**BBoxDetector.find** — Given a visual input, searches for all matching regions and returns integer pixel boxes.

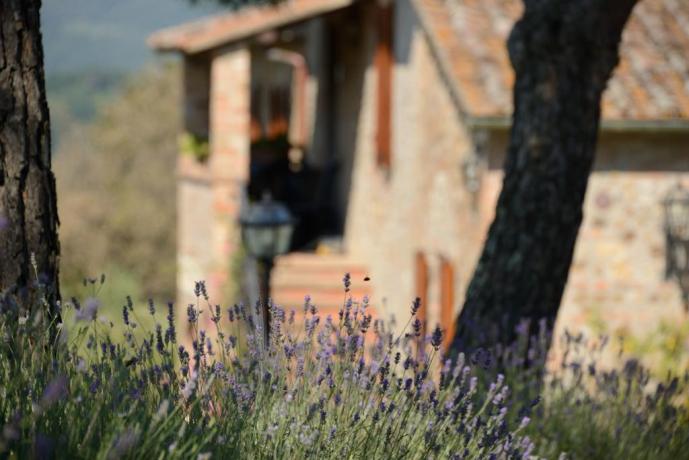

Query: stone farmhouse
[150,0,689,345]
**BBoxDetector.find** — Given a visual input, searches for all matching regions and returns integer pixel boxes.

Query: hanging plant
[178,132,210,162]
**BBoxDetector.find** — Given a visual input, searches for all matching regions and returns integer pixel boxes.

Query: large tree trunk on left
[0,0,60,319]
[450,0,637,355]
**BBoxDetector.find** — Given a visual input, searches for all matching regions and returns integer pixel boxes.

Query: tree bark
[0,0,60,319]
[451,0,637,353]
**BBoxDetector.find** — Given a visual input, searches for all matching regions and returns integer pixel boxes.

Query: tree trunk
[0,0,60,319]
[450,0,637,353]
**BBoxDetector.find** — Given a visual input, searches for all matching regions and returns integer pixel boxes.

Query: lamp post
[239,194,295,343]
[663,184,689,312]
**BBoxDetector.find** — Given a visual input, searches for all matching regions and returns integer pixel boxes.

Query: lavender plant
[0,277,534,459]
[478,320,689,459]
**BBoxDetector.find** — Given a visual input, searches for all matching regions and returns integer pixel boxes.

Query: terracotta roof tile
[414,0,689,122]
[148,0,352,54]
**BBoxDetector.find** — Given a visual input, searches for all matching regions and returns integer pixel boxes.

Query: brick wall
[177,45,250,318]
[207,45,251,303]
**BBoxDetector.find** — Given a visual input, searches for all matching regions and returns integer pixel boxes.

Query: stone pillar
[177,56,213,312]
[207,44,251,304]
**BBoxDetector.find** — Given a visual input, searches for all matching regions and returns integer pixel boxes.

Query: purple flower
[122,305,130,326]
[148,299,156,315]
[155,324,165,354]
[111,428,139,456]
[431,325,443,350]
[404,378,413,392]
[89,378,100,394]
[40,375,68,408]
[75,298,99,322]
[33,433,55,458]
[413,319,422,337]
[194,281,209,301]
[342,273,351,292]
[411,297,421,316]
[165,303,176,344]
[212,304,221,323]
[515,319,530,337]
[187,304,198,324]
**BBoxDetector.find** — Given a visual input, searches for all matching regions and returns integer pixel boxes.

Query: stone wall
[480,130,689,341]
[173,0,689,348]
[344,0,689,340]
[344,0,483,330]
[560,132,689,339]
[207,45,251,304]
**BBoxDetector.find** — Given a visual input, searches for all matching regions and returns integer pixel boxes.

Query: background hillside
[41,1,224,300]
[43,0,219,74]
[43,0,220,142]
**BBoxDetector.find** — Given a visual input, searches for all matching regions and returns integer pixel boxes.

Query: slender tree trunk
[451,0,637,353]
[0,0,60,319]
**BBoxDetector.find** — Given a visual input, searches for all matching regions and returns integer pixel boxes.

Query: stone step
[271,288,370,310]
[271,271,372,290]
[269,252,375,318]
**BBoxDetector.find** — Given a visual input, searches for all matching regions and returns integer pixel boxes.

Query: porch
[165,1,369,312]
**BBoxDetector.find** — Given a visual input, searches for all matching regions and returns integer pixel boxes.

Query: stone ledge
[177,154,212,183]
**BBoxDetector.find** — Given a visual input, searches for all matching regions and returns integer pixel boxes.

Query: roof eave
[467,116,689,133]
[147,0,354,55]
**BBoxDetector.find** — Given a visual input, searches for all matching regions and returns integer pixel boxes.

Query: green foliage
[0,283,535,459]
[55,64,179,302]
[2,278,688,458]
[178,132,210,162]
[620,320,689,377]
[498,327,689,459]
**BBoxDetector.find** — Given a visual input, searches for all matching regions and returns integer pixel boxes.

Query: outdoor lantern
[240,193,295,262]
[239,193,295,343]
[662,183,689,311]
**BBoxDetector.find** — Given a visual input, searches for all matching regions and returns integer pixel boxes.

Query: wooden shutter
[415,251,429,337]
[440,257,455,351]
[375,3,393,168]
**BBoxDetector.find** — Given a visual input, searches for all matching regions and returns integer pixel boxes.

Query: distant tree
[0,0,60,318]
[450,0,639,353]
[56,66,179,301]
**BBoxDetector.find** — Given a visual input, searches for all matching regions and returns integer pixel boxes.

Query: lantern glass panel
[275,223,294,254]
[243,226,276,260]
[239,195,295,260]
